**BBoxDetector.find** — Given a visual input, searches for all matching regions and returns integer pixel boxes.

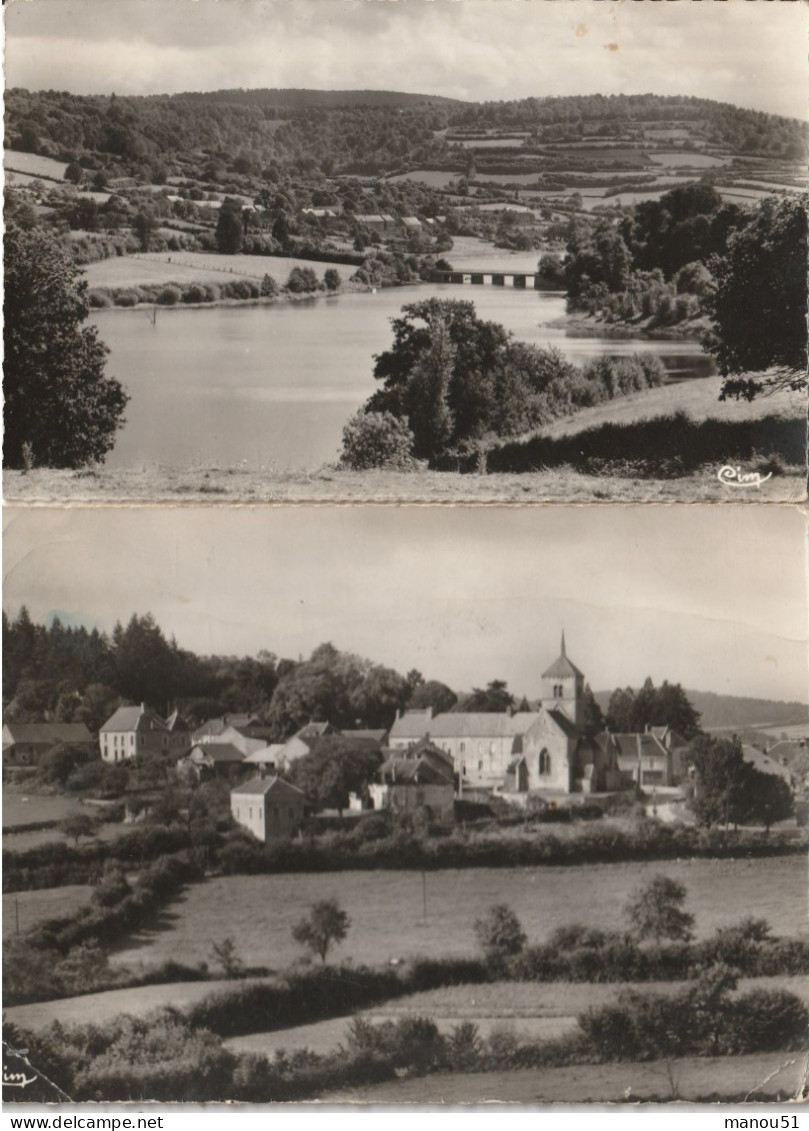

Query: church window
[539,749,551,775]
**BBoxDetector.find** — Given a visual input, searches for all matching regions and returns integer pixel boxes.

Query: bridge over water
[435,269,551,290]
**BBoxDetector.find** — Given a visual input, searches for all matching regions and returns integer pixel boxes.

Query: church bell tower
[540,632,585,728]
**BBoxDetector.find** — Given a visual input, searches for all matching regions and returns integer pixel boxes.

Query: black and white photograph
[2,504,808,1106]
[3,0,807,503]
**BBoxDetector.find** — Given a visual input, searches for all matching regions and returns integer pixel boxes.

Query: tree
[625,875,694,945]
[405,313,455,460]
[407,679,458,714]
[462,680,514,713]
[133,209,158,252]
[209,937,245,978]
[215,199,244,255]
[606,678,701,739]
[740,769,793,832]
[339,410,416,470]
[285,266,319,294]
[292,898,350,963]
[706,195,808,399]
[59,812,98,847]
[689,734,752,828]
[582,683,605,737]
[473,904,527,962]
[323,268,342,291]
[4,225,129,468]
[286,736,381,813]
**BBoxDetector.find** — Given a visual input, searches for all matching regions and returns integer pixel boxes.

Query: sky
[5,0,808,120]
[4,504,807,704]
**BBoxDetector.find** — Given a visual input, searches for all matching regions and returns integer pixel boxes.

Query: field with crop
[107,855,807,974]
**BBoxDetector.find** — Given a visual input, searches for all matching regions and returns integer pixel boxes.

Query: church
[389,635,625,796]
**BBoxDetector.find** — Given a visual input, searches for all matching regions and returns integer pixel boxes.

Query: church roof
[542,632,584,680]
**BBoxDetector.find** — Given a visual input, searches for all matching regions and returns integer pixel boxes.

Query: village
[4,635,806,845]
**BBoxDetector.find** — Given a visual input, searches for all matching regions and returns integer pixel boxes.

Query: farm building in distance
[99,704,191,763]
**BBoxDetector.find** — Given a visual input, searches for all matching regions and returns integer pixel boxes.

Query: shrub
[474,904,527,965]
[156,285,182,305]
[285,266,320,293]
[323,268,342,291]
[340,410,417,470]
[113,290,139,307]
[625,875,695,944]
[88,289,113,308]
[181,283,210,304]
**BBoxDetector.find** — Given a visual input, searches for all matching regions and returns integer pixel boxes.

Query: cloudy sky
[5,0,808,119]
[4,505,807,703]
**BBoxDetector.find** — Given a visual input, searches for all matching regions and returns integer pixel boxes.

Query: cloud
[5,0,807,118]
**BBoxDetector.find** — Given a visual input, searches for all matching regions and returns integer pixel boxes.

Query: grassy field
[225,974,809,1061]
[2,884,95,940]
[324,1051,808,1103]
[2,790,80,828]
[4,150,68,180]
[106,855,807,974]
[7,374,804,504]
[83,251,349,291]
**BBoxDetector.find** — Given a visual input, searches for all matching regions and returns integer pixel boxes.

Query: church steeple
[541,633,585,727]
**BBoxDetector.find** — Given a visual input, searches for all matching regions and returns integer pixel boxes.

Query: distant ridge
[169,87,463,109]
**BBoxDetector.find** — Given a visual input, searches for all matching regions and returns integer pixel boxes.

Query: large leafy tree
[4,225,129,468]
[286,736,382,812]
[688,734,752,828]
[625,875,694,945]
[706,194,808,399]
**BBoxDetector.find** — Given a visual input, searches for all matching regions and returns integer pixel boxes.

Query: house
[369,739,455,821]
[2,722,94,767]
[400,216,422,231]
[594,731,676,789]
[178,742,247,784]
[99,704,191,763]
[230,776,307,841]
[389,636,622,795]
[192,714,273,745]
[271,721,339,769]
[244,743,286,772]
[741,745,794,787]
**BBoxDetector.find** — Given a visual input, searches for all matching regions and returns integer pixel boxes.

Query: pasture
[3,884,94,940]
[2,789,81,828]
[4,149,67,180]
[108,855,807,974]
[325,1051,807,1103]
[224,974,809,1061]
[82,251,345,291]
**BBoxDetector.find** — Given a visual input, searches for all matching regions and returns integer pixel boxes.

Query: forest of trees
[4,608,710,747]
[8,89,805,184]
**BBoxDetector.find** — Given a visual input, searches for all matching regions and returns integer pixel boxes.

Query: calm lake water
[94,286,714,471]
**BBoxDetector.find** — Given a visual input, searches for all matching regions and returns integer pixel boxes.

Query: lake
[94,286,713,472]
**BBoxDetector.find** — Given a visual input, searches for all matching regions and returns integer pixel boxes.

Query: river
[93,286,714,471]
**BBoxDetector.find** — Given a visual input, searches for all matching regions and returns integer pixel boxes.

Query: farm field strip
[106,855,809,973]
[83,251,346,290]
[2,884,94,939]
[323,1051,808,1104]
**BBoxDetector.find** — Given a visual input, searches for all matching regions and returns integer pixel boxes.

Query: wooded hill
[6,88,807,182]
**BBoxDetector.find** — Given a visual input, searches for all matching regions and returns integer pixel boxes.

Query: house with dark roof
[178,742,247,784]
[2,722,94,767]
[230,776,307,841]
[594,731,675,789]
[99,704,191,763]
[389,636,622,796]
[370,739,455,821]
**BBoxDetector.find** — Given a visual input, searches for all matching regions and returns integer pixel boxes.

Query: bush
[340,410,417,470]
[285,266,320,294]
[323,268,342,291]
[156,285,182,305]
[113,290,139,307]
[474,904,527,965]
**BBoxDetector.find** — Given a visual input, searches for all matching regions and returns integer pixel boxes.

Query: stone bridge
[435,270,546,289]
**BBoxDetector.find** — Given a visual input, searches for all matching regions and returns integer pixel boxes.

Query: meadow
[107,855,807,974]
[82,250,344,291]
[324,1051,807,1103]
[4,149,68,180]
[2,884,94,940]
